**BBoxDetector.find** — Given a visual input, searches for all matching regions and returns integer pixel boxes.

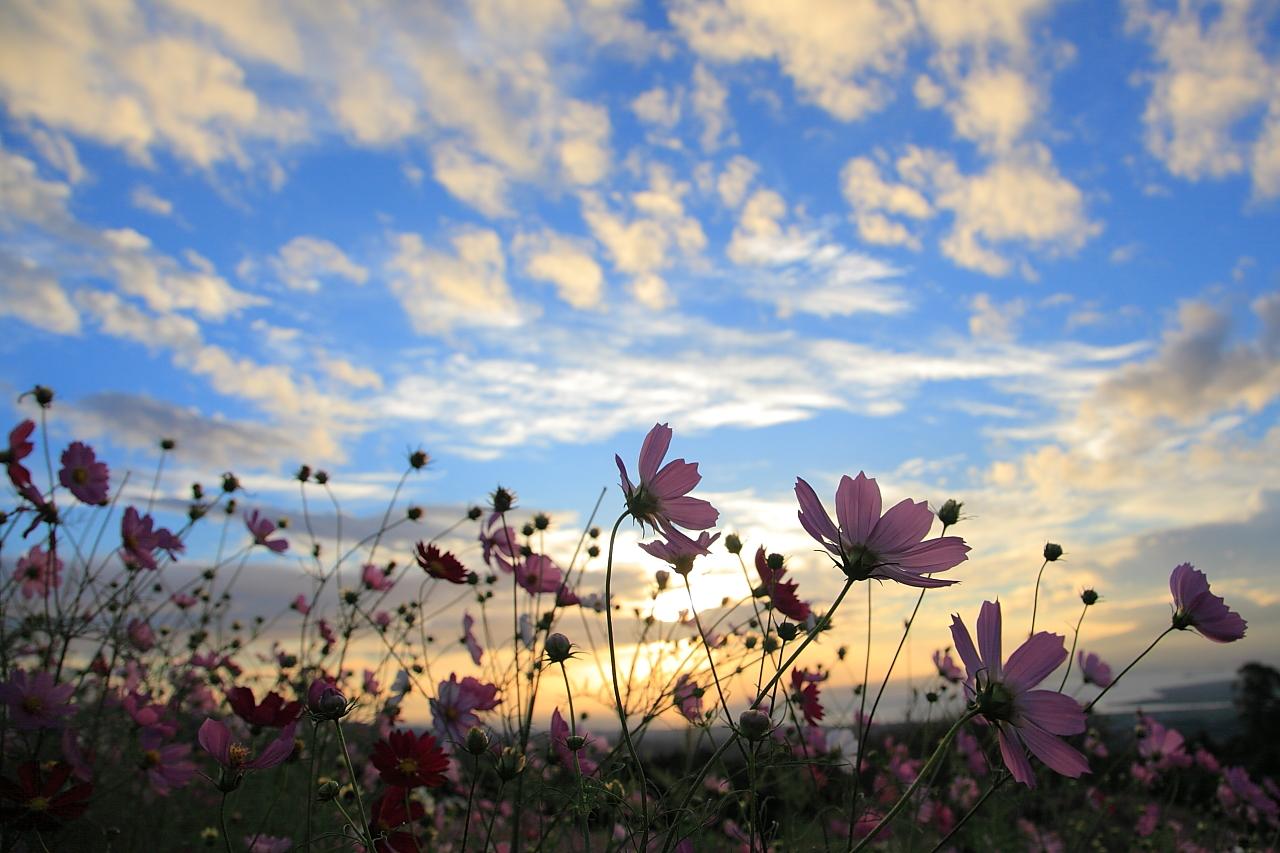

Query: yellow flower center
[229,743,251,766]
[73,467,88,484]
[397,757,419,774]
[21,696,44,714]
[142,749,162,768]
[27,796,50,812]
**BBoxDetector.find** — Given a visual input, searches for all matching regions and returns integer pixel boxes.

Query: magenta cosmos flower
[2,420,35,490]
[1077,651,1112,687]
[245,509,288,553]
[120,507,182,570]
[673,674,703,723]
[139,728,196,796]
[0,669,76,730]
[639,529,719,576]
[1169,563,1246,642]
[754,547,811,622]
[616,423,718,537]
[430,674,500,745]
[197,718,298,780]
[795,473,968,587]
[13,544,61,599]
[58,442,109,504]
[950,600,1089,787]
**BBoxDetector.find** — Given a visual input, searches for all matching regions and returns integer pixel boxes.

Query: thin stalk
[929,773,1009,852]
[332,719,376,847]
[1029,559,1049,637]
[460,754,481,853]
[1083,627,1175,713]
[1058,603,1090,692]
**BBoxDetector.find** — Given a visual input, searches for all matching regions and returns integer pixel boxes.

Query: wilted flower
[120,507,181,570]
[2,420,35,490]
[790,668,826,726]
[58,442,109,504]
[795,473,968,588]
[950,600,1089,787]
[616,423,719,537]
[1169,563,1246,642]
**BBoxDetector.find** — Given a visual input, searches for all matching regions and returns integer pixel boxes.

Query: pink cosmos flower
[1137,716,1191,771]
[139,728,196,796]
[1077,651,1112,687]
[123,691,176,736]
[462,613,483,665]
[363,669,380,695]
[954,729,989,777]
[950,600,1089,787]
[550,707,597,776]
[58,442,109,504]
[673,674,703,723]
[119,507,181,570]
[790,668,826,725]
[616,423,719,537]
[415,542,472,584]
[171,592,197,609]
[2,420,35,490]
[1169,563,1246,642]
[197,718,298,774]
[13,545,62,599]
[317,619,336,646]
[373,610,392,629]
[514,554,563,595]
[1136,804,1160,837]
[430,674,500,745]
[640,529,719,577]
[361,563,394,592]
[290,594,311,615]
[478,517,519,573]
[0,669,75,730]
[127,619,156,652]
[245,510,288,553]
[795,473,969,587]
[933,649,964,683]
[753,547,811,622]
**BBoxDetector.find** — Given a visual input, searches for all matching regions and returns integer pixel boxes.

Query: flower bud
[544,633,573,663]
[723,533,743,555]
[490,486,516,514]
[766,553,785,572]
[587,545,600,559]
[314,471,329,485]
[566,735,585,751]
[776,622,798,641]
[221,472,240,493]
[521,523,535,537]
[655,569,670,591]
[296,465,311,482]
[468,506,483,520]
[1080,588,1099,606]
[160,437,177,451]
[533,512,551,531]
[409,449,431,470]
[497,747,526,780]
[1044,542,1064,562]
[306,680,349,720]
[937,499,963,527]
[32,385,54,407]
[738,709,772,741]
[407,506,423,521]
[316,780,341,802]
[465,726,491,756]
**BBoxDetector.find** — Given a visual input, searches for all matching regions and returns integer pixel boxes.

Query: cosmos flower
[1169,563,1246,642]
[616,423,718,537]
[0,761,92,831]
[478,516,519,573]
[514,553,563,595]
[2,420,35,490]
[754,547,811,622]
[290,594,311,615]
[1077,651,1113,687]
[550,707,597,776]
[462,613,483,665]
[933,649,964,683]
[196,718,298,774]
[227,687,302,729]
[127,619,156,652]
[372,729,450,788]
[305,679,349,720]
[244,836,292,853]
[1136,716,1191,771]
[640,529,719,576]
[430,674,500,745]
[415,542,472,584]
[795,473,968,588]
[139,728,196,796]
[0,669,76,730]
[950,600,1089,787]
[361,563,394,592]
[368,787,426,853]
[13,544,62,599]
[58,441,109,504]
[790,668,826,726]
[245,510,288,553]
[673,674,703,723]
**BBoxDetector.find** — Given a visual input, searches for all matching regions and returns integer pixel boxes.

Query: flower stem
[1083,626,1175,713]
[460,753,481,853]
[303,720,319,849]
[332,719,376,847]
[603,511,650,851]
[851,709,978,851]
[929,772,1009,852]
[1029,559,1049,637]
[1058,603,1089,692]
[219,792,234,853]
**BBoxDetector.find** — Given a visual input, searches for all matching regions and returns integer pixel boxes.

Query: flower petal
[867,499,934,555]
[794,478,839,545]
[887,537,970,573]
[997,725,1036,788]
[638,423,672,483]
[1019,722,1090,779]
[873,565,958,588]
[649,459,701,500]
[977,600,1003,682]
[197,718,231,766]
[949,614,982,682]
[1002,631,1067,692]
[835,472,881,544]
[1016,690,1085,736]
[660,496,719,531]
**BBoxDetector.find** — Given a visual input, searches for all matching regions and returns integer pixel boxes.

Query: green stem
[219,792,234,853]
[460,754,481,853]
[332,719,376,847]
[851,710,978,851]
[303,720,319,848]
[1029,559,1049,637]
[1083,626,1175,713]
[1057,603,1089,692]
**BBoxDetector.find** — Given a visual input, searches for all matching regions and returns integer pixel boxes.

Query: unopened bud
[497,747,526,780]
[490,486,516,514]
[738,710,772,741]
[938,499,962,527]
[316,780,340,802]
[407,506,423,521]
[296,465,311,482]
[409,449,430,470]
[314,471,329,485]
[723,533,743,554]
[776,622,798,641]
[655,569,670,591]
[1081,588,1099,606]
[533,513,551,531]
[566,735,585,751]
[468,506,483,520]
[545,633,572,663]
[160,437,176,451]
[1044,543,1063,562]
[465,726,491,756]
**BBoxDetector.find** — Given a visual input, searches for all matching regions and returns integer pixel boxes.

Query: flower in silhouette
[227,687,302,728]
[950,600,1088,787]
[371,729,450,788]
[369,787,426,853]
[245,510,288,553]
[1077,651,1112,687]
[795,473,968,587]
[616,423,718,537]
[673,674,703,723]
[790,668,827,726]
[640,529,719,576]
[933,649,964,683]
[2,420,35,490]
[754,547,811,622]
[415,542,472,584]
[550,707,598,776]
[431,675,500,745]
[1169,563,1246,642]
[58,442,109,504]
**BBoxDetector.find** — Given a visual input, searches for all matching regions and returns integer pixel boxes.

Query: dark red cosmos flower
[0,761,93,831]
[755,547,811,622]
[414,543,471,584]
[1,420,35,490]
[371,729,449,789]
[227,687,302,729]
[790,668,825,726]
[369,787,426,853]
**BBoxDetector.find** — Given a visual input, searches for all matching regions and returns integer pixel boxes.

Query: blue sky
[2,0,1278,715]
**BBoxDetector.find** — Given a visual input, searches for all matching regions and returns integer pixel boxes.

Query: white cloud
[631,86,681,129]
[321,357,382,391]
[386,229,526,335]
[267,236,368,293]
[0,251,80,334]
[515,230,605,309]
[431,143,512,218]
[691,64,735,151]
[969,293,1026,342]
[26,128,87,184]
[131,185,174,216]
[840,156,933,249]
[716,154,759,208]
[948,66,1039,152]
[108,235,264,319]
[557,99,612,185]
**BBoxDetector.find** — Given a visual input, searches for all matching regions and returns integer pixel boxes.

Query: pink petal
[1019,722,1090,779]
[949,614,982,681]
[649,459,701,500]
[977,601,1003,681]
[867,499,934,555]
[197,719,231,766]
[637,423,672,483]
[1016,690,1085,736]
[794,478,839,545]
[997,725,1036,788]
[248,720,299,769]
[873,565,958,588]
[661,496,719,531]
[1002,632,1067,692]
[887,537,970,572]
[615,455,634,494]
[1169,562,1206,607]
[835,472,881,544]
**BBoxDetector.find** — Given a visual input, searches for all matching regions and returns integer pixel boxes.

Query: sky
[2,0,1279,724]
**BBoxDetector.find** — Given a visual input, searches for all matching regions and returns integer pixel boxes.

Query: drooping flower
[515,553,564,594]
[1169,563,1246,642]
[197,718,298,779]
[430,675,500,745]
[227,687,302,729]
[0,669,76,730]
[478,517,519,573]
[120,507,161,570]
[361,563,394,592]
[0,761,92,830]
[640,529,719,576]
[795,473,969,587]
[462,613,483,665]
[1,420,35,490]
[550,707,597,776]
[1077,651,1113,687]
[933,649,964,683]
[753,547,811,622]
[245,510,288,553]
[415,542,472,584]
[790,668,826,726]
[371,729,450,788]
[950,600,1089,787]
[139,728,196,796]
[673,674,703,723]
[13,544,62,599]
[58,442,109,504]
[616,423,719,537]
